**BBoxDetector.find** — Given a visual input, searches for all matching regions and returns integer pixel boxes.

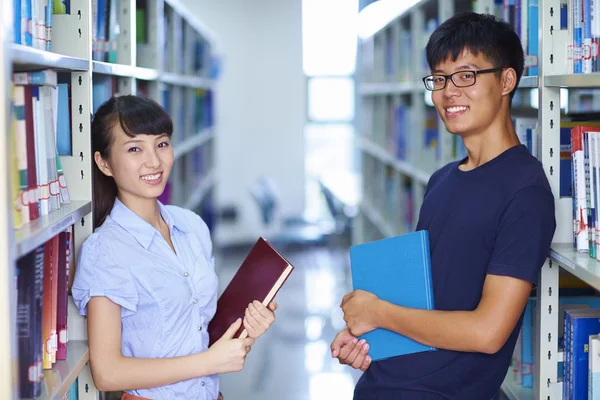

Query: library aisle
[215,240,363,400]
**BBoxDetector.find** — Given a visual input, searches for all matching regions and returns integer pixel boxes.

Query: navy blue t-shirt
[354,144,556,400]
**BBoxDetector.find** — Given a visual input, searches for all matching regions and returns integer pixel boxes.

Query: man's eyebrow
[432,64,480,74]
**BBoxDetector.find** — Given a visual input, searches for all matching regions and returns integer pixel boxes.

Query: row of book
[361,15,440,84]
[360,97,462,175]
[159,139,213,206]
[560,120,600,259]
[12,0,69,51]
[90,74,215,146]
[363,0,600,87]
[362,154,416,234]
[161,86,214,145]
[161,2,213,77]
[560,0,600,75]
[361,0,540,85]
[17,228,74,398]
[92,0,120,63]
[509,294,600,399]
[11,0,216,80]
[9,70,72,230]
[497,0,540,76]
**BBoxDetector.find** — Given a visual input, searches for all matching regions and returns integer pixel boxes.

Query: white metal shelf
[14,201,91,259]
[359,82,424,95]
[549,243,600,291]
[23,341,90,400]
[183,170,216,210]
[174,129,213,160]
[10,44,88,71]
[160,72,212,89]
[360,137,432,185]
[92,61,159,81]
[545,73,600,88]
[518,76,538,88]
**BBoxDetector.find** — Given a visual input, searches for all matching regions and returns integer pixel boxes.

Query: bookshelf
[354,0,600,399]
[1,0,218,398]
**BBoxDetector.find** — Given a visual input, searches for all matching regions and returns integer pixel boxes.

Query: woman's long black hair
[92,95,173,228]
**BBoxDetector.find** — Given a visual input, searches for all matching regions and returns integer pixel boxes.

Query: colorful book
[349,230,436,362]
[207,237,294,346]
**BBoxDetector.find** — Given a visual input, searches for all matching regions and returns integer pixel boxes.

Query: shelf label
[52,214,75,235]
[550,251,575,270]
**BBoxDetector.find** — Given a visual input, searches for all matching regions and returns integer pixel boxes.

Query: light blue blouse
[72,198,220,400]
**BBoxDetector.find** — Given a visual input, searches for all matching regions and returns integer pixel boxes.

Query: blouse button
[200,380,206,386]
[183,272,189,277]
[193,298,198,304]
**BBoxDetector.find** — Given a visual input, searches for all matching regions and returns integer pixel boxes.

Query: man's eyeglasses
[422,67,505,91]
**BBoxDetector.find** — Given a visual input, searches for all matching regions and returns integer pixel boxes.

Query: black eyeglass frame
[422,67,505,91]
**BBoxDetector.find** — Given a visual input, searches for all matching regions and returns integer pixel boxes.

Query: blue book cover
[349,230,436,362]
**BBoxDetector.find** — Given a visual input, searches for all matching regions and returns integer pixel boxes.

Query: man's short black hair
[425,12,525,100]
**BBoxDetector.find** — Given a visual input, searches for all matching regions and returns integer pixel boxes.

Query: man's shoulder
[501,148,551,194]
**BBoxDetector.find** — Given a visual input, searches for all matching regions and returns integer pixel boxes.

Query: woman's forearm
[91,350,217,392]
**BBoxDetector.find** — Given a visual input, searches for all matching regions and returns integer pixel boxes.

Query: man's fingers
[337,339,357,361]
[331,331,354,357]
[345,340,365,365]
[340,292,352,307]
[351,342,370,369]
[360,355,372,371]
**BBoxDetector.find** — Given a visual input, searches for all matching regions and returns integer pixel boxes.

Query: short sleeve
[71,235,139,318]
[487,185,556,284]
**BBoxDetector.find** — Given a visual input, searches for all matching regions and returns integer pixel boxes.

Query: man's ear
[94,151,113,177]
[501,68,518,96]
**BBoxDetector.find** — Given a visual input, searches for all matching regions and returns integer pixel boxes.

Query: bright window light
[357,0,420,39]
[302,0,359,76]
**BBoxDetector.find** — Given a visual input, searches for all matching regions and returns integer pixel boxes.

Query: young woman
[72,95,277,400]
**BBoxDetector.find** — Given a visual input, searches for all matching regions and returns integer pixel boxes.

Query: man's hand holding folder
[340,289,380,336]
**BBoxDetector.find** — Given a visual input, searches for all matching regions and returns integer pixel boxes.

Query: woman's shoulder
[79,222,131,263]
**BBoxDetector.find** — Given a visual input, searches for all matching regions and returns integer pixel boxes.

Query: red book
[208,237,294,346]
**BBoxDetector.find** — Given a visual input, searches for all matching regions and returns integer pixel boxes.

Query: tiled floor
[214,239,363,400]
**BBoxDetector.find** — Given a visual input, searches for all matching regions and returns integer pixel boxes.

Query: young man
[330,12,556,400]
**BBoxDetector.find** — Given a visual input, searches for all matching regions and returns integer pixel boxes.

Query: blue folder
[349,230,436,361]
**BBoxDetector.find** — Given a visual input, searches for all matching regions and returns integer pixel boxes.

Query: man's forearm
[375,300,500,354]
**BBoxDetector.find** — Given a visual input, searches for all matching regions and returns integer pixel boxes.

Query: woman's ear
[94,151,113,177]
[501,68,517,96]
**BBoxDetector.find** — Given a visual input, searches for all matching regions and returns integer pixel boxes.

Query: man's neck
[459,116,521,172]
[117,192,163,230]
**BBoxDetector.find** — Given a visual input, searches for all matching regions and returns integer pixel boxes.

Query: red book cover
[56,232,68,360]
[208,237,294,346]
[23,85,39,220]
[42,240,53,369]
